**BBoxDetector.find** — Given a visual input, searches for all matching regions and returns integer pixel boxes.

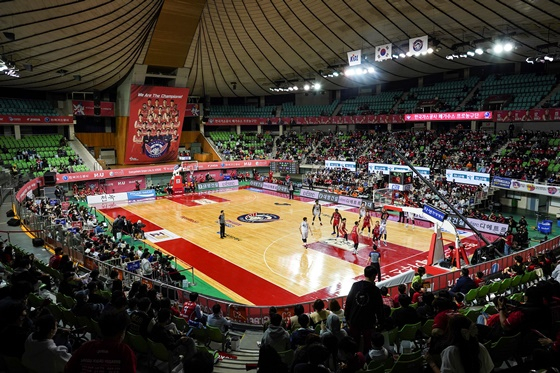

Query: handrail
[13,168,560,327]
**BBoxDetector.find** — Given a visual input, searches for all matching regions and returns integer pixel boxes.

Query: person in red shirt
[372,221,381,246]
[330,209,342,237]
[339,218,348,241]
[350,221,359,255]
[361,212,372,237]
[48,247,63,270]
[65,311,136,373]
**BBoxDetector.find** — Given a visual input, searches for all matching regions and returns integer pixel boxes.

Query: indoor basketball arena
[1,1,560,372]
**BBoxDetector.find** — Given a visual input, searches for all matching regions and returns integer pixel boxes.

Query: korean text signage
[125,85,189,165]
[492,177,560,197]
[16,177,43,203]
[56,161,272,184]
[404,111,492,122]
[0,115,73,125]
[422,204,447,222]
[324,160,356,171]
[86,189,156,204]
[72,100,115,116]
[298,188,375,210]
[445,169,490,186]
[368,163,430,177]
[446,214,508,235]
[197,179,239,190]
[491,176,512,189]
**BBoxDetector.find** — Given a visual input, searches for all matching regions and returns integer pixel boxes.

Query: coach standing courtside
[219,210,226,239]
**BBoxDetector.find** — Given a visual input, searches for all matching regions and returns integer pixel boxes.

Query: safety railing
[14,187,560,327]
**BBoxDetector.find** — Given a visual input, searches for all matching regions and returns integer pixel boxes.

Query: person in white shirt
[300,217,309,248]
[22,314,71,373]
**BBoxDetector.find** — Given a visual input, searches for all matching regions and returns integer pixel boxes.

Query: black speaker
[44,172,57,186]
[7,218,20,226]
[6,210,15,217]
[94,107,101,116]
[32,238,44,247]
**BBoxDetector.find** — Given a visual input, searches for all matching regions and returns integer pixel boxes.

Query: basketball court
[96,187,496,306]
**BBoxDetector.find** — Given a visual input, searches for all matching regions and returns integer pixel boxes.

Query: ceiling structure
[0,0,559,97]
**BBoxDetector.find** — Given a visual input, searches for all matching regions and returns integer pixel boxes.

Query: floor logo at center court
[237,212,280,223]
[194,198,217,205]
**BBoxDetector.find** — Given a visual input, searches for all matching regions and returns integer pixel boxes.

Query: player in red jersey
[339,218,348,241]
[361,211,372,237]
[330,209,342,237]
[351,221,360,254]
[372,221,381,246]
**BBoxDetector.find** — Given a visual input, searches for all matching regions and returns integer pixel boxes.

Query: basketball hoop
[181,160,199,173]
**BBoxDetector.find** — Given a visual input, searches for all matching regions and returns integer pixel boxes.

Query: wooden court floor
[98,188,483,305]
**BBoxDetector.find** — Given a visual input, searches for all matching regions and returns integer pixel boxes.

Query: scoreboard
[270,161,299,174]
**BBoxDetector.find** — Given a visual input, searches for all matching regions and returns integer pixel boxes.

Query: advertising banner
[495,109,560,122]
[467,218,509,235]
[404,111,492,122]
[124,85,189,165]
[501,179,560,197]
[72,100,115,116]
[368,163,430,177]
[325,160,356,171]
[86,189,156,204]
[0,115,73,125]
[127,190,156,201]
[16,177,43,203]
[491,176,513,189]
[445,169,490,186]
[197,179,239,190]
[422,204,447,222]
[185,103,200,117]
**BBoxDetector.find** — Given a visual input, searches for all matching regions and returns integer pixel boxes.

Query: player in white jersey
[312,200,322,225]
[358,202,367,222]
[405,210,415,229]
[379,218,388,246]
[300,217,309,248]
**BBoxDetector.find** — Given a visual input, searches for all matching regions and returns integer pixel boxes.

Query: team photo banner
[368,163,430,177]
[445,169,490,186]
[494,109,560,122]
[124,85,189,165]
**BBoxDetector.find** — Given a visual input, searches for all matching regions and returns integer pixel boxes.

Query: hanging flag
[375,44,392,61]
[409,35,428,55]
[347,50,362,66]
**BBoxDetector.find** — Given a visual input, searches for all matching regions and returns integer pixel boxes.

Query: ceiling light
[427,48,434,54]
[475,48,483,55]
[503,42,513,52]
[467,50,475,57]
[367,67,374,73]
[544,55,555,62]
[303,84,310,91]
[406,51,412,57]
[332,72,339,77]
[293,85,298,90]
[446,55,454,60]
[493,44,504,53]
[313,83,321,91]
